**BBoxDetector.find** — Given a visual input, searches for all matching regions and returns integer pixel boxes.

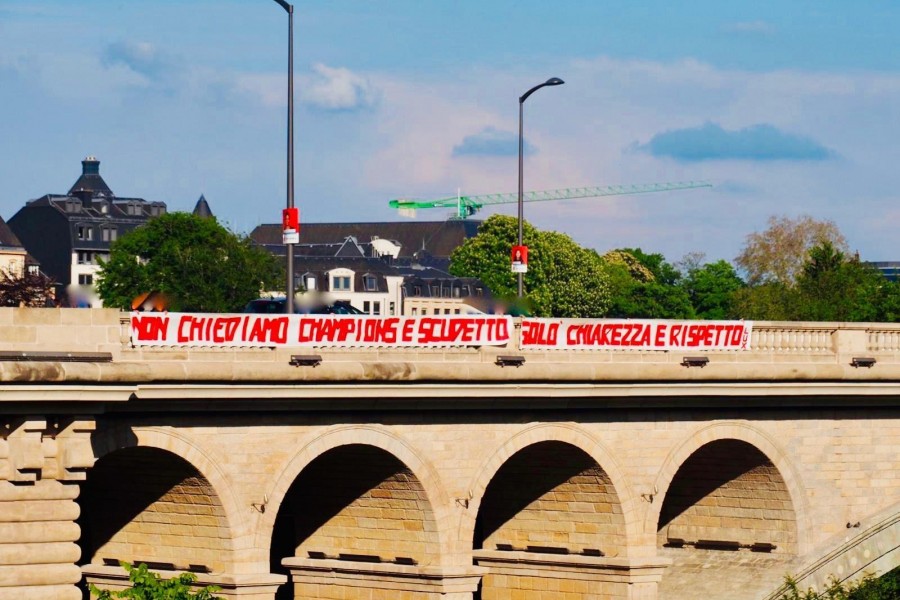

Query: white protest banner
[520,318,752,350]
[130,312,512,348]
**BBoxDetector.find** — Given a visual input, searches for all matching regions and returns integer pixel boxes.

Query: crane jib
[388,181,711,219]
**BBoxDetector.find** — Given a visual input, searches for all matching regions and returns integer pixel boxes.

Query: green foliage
[734,242,899,322]
[449,215,610,317]
[619,247,682,285]
[776,566,900,600]
[90,562,222,600]
[96,212,282,313]
[601,250,694,319]
[681,259,745,320]
[794,242,886,322]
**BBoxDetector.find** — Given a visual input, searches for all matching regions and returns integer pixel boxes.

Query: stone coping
[282,556,485,579]
[282,557,485,593]
[81,563,286,589]
[473,550,671,584]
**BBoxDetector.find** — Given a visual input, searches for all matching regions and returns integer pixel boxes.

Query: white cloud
[300,63,379,111]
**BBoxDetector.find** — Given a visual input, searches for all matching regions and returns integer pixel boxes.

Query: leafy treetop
[97,212,282,313]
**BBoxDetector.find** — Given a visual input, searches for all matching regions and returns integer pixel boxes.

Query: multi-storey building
[8,157,166,306]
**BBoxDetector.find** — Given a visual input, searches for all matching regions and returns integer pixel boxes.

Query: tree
[449,215,611,317]
[91,562,222,600]
[0,269,55,307]
[681,260,745,320]
[794,242,886,322]
[619,247,682,285]
[601,249,695,319]
[735,214,848,286]
[97,213,282,313]
[775,566,900,600]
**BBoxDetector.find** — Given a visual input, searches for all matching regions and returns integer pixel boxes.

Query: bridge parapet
[0,309,898,387]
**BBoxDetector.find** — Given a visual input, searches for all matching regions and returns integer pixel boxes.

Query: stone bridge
[0,308,898,600]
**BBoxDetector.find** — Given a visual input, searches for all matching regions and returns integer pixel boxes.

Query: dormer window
[332,275,351,291]
[302,273,317,291]
[363,274,378,291]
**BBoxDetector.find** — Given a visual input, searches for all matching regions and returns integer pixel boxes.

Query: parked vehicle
[243,298,365,315]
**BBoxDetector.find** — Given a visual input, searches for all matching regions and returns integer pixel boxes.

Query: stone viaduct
[0,308,898,600]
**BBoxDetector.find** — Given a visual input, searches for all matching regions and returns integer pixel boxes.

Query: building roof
[251,220,482,259]
[0,216,24,249]
[192,194,213,218]
[68,156,114,197]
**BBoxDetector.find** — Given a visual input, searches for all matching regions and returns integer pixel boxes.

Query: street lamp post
[272,0,296,314]
[517,77,564,298]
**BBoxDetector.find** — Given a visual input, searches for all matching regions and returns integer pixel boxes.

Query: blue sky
[2,0,899,263]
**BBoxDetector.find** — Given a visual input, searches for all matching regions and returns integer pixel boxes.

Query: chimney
[82,156,100,176]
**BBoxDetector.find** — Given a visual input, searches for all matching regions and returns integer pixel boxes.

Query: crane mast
[389,180,712,219]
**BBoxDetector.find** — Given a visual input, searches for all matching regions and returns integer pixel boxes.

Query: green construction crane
[389,180,712,219]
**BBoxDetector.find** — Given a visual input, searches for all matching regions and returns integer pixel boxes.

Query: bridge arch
[258,425,454,568]
[81,426,248,572]
[462,423,640,556]
[646,421,810,553]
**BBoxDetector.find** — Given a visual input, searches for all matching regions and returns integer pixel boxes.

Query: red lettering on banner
[654,324,666,346]
[248,316,288,344]
[401,319,415,343]
[132,315,169,342]
[417,317,505,344]
[361,318,398,344]
[521,321,558,346]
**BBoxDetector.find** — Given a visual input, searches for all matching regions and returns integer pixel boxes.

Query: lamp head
[520,77,566,103]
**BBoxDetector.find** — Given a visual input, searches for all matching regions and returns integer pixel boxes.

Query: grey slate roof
[192,195,213,219]
[0,217,24,249]
[250,220,482,259]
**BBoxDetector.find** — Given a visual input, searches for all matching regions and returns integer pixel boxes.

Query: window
[454,309,461,314]
[430,285,438,296]
[413,286,422,296]
[332,275,351,291]
[76,225,93,241]
[389,302,395,316]
[444,308,451,315]
[363,301,371,313]
[78,274,93,285]
[27,265,39,276]
[453,286,461,298]
[363,274,378,291]
[373,302,381,316]
[303,274,316,291]
[411,307,418,316]
[77,251,92,265]
[102,227,117,242]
